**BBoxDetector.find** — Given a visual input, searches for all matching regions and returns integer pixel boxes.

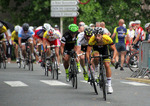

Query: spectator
[100,22,111,36]
[111,19,130,71]
[96,22,101,27]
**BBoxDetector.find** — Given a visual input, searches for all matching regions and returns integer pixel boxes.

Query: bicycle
[45,45,59,80]
[67,49,79,89]
[90,54,111,101]
[17,45,24,68]
[24,41,34,71]
[127,45,139,72]
[88,63,98,95]
[0,41,6,69]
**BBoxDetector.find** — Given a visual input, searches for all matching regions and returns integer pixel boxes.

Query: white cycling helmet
[135,20,141,24]
[43,23,51,31]
[29,26,34,31]
[14,25,20,32]
[47,27,55,35]
[129,21,134,26]
[145,23,150,29]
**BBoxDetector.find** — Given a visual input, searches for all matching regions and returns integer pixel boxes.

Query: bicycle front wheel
[53,58,58,80]
[99,72,107,101]
[88,65,98,94]
[127,52,139,72]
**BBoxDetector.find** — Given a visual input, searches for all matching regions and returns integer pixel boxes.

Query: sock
[107,77,112,86]
[65,69,69,74]
[77,62,80,69]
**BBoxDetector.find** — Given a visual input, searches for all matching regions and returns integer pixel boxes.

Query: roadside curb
[126,77,150,84]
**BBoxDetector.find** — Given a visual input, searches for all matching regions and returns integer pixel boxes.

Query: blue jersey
[114,26,128,43]
[18,28,34,39]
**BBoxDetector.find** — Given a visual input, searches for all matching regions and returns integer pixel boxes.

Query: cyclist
[18,23,35,60]
[11,25,21,62]
[144,22,150,42]
[86,27,117,94]
[0,22,9,59]
[33,23,51,62]
[60,24,79,82]
[76,27,94,81]
[43,27,61,73]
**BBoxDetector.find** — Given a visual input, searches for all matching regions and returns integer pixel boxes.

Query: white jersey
[128,29,135,38]
[76,32,89,46]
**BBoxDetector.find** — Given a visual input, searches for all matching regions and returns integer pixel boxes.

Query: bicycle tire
[3,59,6,69]
[127,52,139,72]
[31,55,33,71]
[18,58,21,68]
[88,65,98,94]
[99,71,107,100]
[74,62,78,89]
[0,55,1,68]
[54,57,58,80]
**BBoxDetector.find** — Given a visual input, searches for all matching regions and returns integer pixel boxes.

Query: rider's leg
[63,54,70,81]
[104,61,113,93]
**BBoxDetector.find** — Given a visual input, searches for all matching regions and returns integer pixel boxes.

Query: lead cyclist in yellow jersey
[0,22,10,59]
[11,25,20,62]
[86,27,117,94]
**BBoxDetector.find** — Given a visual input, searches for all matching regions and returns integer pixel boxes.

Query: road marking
[121,81,150,86]
[40,80,70,86]
[4,81,28,87]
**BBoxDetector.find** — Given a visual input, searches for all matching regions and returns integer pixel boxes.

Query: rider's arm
[86,45,92,64]
[133,33,140,44]
[43,39,47,51]
[18,37,21,47]
[4,31,9,41]
[60,43,65,56]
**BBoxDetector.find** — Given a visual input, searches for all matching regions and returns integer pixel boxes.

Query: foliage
[0,0,150,33]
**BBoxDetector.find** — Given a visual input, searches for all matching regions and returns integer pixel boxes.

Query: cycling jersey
[43,30,60,41]
[61,31,79,51]
[11,31,18,41]
[113,26,128,43]
[88,34,113,46]
[76,32,90,46]
[0,26,7,34]
[18,28,34,39]
[135,27,145,41]
[34,26,45,39]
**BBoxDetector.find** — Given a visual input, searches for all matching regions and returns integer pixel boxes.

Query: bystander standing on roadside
[100,22,111,36]
[111,19,130,71]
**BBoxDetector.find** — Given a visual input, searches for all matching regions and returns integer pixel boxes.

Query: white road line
[4,81,28,87]
[40,80,70,86]
[121,81,150,86]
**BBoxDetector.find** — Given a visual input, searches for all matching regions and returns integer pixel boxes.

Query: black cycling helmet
[94,27,103,35]
[84,27,93,36]
[0,22,3,28]
[22,23,29,31]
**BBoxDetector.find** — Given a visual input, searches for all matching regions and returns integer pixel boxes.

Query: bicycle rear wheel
[127,52,139,72]
[88,65,98,94]
[3,59,6,69]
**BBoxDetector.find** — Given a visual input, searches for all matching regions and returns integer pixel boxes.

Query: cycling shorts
[45,39,60,46]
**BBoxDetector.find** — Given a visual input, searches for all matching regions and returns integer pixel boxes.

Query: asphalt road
[0,63,150,106]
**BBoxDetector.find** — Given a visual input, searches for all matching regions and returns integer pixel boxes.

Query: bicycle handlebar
[90,54,111,59]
